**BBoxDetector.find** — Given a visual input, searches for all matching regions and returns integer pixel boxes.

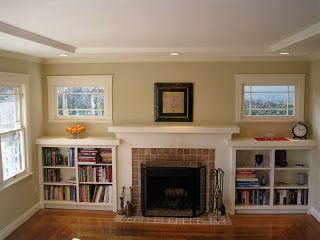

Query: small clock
[292,122,308,139]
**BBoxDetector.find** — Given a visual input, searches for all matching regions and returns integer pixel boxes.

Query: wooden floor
[5,209,320,240]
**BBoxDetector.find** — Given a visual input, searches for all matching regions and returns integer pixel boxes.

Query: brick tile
[197,149,203,154]
[139,148,145,154]
[164,148,170,154]
[170,148,177,154]
[183,148,190,154]
[177,148,183,154]
[132,148,138,154]
[191,148,197,154]
[203,149,209,154]
[145,148,151,154]
[151,148,157,154]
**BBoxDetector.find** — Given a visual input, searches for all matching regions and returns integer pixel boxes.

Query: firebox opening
[141,166,206,218]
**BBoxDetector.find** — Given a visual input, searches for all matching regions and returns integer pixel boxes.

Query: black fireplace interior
[141,166,206,217]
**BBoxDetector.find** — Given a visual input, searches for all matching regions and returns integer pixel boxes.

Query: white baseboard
[0,202,41,240]
[311,207,320,223]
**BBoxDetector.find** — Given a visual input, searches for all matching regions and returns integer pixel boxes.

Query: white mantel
[108,125,240,134]
[108,125,239,212]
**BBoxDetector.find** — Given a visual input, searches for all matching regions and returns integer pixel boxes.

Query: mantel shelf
[108,125,240,134]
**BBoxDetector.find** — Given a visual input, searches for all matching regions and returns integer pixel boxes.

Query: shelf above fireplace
[108,125,240,134]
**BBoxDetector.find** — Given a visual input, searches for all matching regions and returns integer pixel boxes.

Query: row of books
[236,170,259,187]
[99,149,112,164]
[274,189,309,205]
[79,166,112,182]
[79,185,113,203]
[236,190,270,205]
[42,147,75,167]
[44,186,77,201]
[43,169,61,182]
[78,148,98,163]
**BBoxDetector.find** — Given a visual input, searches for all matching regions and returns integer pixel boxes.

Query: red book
[108,166,112,182]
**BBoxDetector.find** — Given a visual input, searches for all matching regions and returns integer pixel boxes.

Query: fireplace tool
[213,168,226,220]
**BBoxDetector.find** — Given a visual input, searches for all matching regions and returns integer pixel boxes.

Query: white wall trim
[0,202,41,240]
[270,21,320,52]
[311,207,320,223]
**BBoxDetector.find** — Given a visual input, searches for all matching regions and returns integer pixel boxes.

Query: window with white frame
[235,74,305,122]
[0,72,31,190]
[47,75,113,122]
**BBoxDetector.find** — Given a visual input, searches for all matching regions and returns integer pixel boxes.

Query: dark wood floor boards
[5,209,320,240]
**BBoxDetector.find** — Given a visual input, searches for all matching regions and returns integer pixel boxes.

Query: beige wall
[310,60,320,213]
[0,56,43,230]
[43,61,310,138]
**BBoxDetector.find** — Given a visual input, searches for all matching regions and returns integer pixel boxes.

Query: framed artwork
[154,83,193,122]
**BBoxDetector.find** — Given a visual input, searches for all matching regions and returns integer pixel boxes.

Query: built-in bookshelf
[37,137,120,211]
[228,138,316,214]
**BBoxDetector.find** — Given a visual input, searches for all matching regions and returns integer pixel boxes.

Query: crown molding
[43,55,310,64]
[0,21,76,53]
[270,21,320,52]
[0,49,43,63]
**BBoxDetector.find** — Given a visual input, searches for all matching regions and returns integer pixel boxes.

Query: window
[47,75,113,122]
[0,72,31,190]
[235,74,305,122]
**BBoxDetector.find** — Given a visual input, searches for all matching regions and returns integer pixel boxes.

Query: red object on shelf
[255,137,289,141]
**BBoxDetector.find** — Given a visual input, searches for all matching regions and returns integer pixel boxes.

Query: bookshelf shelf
[274,184,309,189]
[229,138,316,214]
[37,137,119,212]
[43,166,76,169]
[78,163,112,166]
[43,182,76,186]
[236,167,271,170]
[235,185,270,190]
[79,182,113,185]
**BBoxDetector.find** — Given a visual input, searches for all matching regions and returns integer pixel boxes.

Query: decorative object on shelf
[295,164,305,168]
[119,186,126,215]
[255,154,264,167]
[260,176,267,186]
[154,83,193,122]
[65,125,86,138]
[296,173,306,185]
[292,122,308,139]
[275,150,288,167]
[212,168,225,220]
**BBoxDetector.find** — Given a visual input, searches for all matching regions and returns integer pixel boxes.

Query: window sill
[0,172,33,193]
[48,119,113,124]
[235,119,305,124]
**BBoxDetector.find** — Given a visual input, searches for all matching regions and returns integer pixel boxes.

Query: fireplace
[141,166,206,217]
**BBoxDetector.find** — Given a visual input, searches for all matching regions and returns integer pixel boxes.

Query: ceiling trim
[270,21,320,52]
[76,46,269,54]
[43,55,310,64]
[0,49,42,63]
[0,21,76,53]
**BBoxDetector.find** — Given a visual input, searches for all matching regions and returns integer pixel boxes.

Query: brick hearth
[132,148,215,213]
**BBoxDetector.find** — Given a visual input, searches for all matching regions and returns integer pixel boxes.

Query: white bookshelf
[228,138,316,214]
[37,137,120,212]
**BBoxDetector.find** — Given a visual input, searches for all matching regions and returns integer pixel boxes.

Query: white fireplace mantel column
[108,125,240,212]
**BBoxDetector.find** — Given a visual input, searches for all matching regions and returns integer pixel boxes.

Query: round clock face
[293,123,308,138]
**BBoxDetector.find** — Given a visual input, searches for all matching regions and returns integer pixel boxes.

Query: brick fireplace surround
[132,148,215,213]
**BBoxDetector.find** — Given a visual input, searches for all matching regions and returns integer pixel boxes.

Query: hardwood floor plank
[4,209,320,240]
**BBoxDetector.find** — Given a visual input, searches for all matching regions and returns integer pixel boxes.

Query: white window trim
[235,74,305,123]
[47,75,113,123]
[0,72,32,191]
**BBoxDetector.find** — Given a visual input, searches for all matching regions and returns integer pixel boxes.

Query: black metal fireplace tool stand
[210,168,226,220]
